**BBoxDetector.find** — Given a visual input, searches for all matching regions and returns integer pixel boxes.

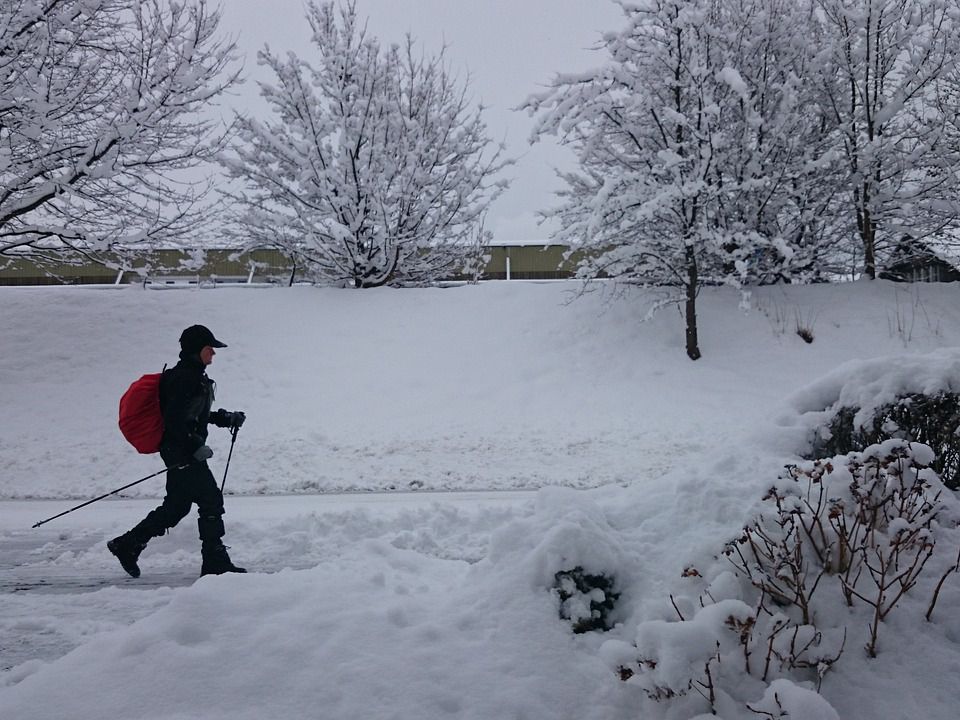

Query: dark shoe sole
[201,566,247,576]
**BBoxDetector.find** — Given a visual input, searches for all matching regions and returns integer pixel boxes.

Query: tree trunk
[684,246,701,361]
[861,209,876,279]
[357,245,400,288]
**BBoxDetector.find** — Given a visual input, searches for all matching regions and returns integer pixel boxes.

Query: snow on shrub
[725,440,945,658]
[814,393,960,489]
[747,678,841,720]
[486,486,628,631]
[784,349,960,424]
[610,598,754,704]
[602,440,958,717]
[554,566,620,633]
[777,348,960,489]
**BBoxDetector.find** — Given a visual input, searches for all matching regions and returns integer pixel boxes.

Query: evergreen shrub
[809,392,960,490]
[554,567,620,633]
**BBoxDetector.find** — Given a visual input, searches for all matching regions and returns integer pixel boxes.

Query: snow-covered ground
[2,280,959,719]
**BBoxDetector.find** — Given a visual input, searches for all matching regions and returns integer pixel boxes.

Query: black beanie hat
[179,325,227,354]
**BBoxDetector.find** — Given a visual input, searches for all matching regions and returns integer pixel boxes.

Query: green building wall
[0,245,581,286]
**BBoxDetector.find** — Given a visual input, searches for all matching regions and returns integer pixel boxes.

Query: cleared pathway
[0,491,536,672]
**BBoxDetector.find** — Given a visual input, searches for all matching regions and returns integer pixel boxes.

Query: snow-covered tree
[526,0,831,360]
[811,0,960,278]
[0,0,240,266]
[224,1,509,288]
[714,0,842,281]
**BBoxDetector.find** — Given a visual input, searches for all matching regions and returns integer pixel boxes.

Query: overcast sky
[218,0,623,243]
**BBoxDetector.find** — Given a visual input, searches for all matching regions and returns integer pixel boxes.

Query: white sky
[218,0,623,243]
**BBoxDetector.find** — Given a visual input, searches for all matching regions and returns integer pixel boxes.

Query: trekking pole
[220,425,240,493]
[31,462,189,529]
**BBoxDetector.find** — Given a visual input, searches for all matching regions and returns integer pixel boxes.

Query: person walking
[108,324,247,577]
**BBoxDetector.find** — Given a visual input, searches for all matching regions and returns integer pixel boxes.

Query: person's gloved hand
[193,445,214,461]
[211,409,245,429]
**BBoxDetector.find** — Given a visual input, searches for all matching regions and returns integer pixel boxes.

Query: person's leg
[107,467,192,577]
[192,463,245,575]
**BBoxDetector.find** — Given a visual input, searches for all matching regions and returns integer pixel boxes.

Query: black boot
[201,543,246,576]
[107,534,147,578]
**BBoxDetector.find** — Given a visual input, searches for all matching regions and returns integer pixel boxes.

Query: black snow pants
[128,460,225,551]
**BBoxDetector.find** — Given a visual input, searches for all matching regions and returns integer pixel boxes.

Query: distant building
[479,243,579,280]
[0,244,579,286]
[882,236,960,283]
[0,248,291,286]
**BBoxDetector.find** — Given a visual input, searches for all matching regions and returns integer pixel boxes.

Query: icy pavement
[0,491,535,673]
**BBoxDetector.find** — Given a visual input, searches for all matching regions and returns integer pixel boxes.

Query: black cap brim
[210,339,227,348]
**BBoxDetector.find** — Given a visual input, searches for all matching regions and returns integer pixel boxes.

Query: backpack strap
[158,363,169,410]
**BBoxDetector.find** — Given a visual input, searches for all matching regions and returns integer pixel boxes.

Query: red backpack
[118,371,165,454]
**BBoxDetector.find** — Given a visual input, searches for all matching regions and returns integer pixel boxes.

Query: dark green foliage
[809,392,960,490]
[554,567,620,633]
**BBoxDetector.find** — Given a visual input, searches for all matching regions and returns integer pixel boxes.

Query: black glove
[193,445,214,461]
[212,409,246,429]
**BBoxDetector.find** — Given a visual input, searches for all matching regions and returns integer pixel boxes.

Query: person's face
[199,345,216,366]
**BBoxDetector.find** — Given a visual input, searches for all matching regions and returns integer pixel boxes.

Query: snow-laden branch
[0,0,242,260]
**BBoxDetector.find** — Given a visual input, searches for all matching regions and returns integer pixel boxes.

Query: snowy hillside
[2,280,960,719]
[3,280,958,500]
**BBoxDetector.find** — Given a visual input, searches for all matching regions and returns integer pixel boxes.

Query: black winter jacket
[158,354,216,465]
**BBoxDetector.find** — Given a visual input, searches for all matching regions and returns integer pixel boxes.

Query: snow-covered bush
[746,679,840,720]
[603,440,953,717]
[605,598,754,706]
[602,585,847,716]
[780,349,960,489]
[727,440,943,658]
[813,393,960,490]
[553,567,620,633]
[485,486,630,632]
